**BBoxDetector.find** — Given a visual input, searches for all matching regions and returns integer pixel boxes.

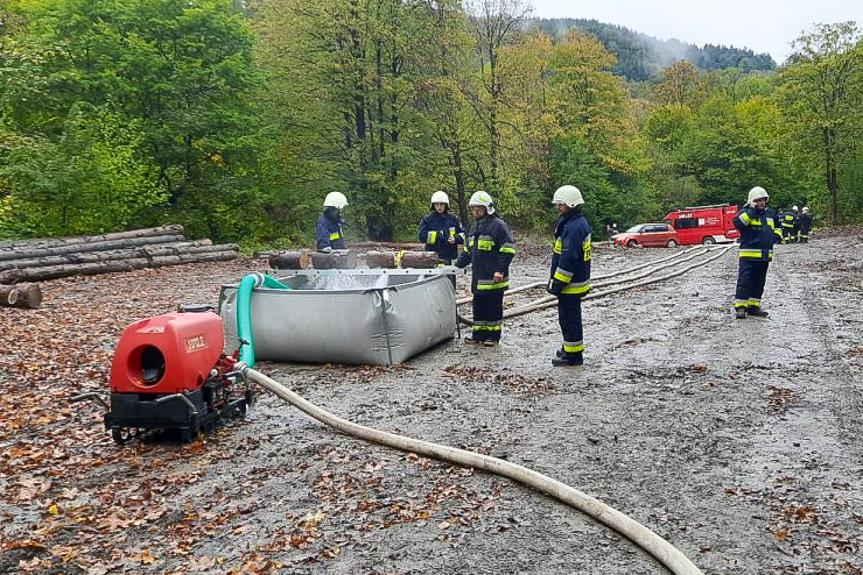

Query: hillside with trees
[0,0,860,247]
[532,18,777,81]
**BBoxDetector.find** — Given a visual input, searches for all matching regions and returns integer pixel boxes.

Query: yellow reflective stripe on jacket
[561,280,591,295]
[329,232,341,240]
[739,212,752,226]
[477,239,494,251]
[739,250,773,260]
[427,230,437,244]
[500,242,515,254]
[477,278,509,290]
[583,238,592,261]
[553,238,563,254]
[554,267,574,282]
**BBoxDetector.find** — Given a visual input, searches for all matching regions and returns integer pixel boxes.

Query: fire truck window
[674,218,699,229]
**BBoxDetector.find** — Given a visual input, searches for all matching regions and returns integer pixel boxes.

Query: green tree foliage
[0,0,261,239]
[779,22,863,224]
[1,4,860,244]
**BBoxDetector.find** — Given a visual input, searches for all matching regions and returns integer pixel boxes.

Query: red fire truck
[663,204,740,245]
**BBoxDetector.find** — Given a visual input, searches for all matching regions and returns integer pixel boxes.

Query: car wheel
[627,240,640,248]
[702,236,715,245]
[666,239,678,247]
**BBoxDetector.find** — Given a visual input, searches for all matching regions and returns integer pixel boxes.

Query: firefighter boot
[464,335,483,344]
[735,308,747,320]
[552,351,583,367]
[747,307,770,317]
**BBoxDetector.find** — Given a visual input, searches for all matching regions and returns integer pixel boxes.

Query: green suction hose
[236,272,290,367]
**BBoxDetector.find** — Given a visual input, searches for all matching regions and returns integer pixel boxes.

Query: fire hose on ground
[455,245,709,307]
[239,365,705,575]
[458,244,734,325]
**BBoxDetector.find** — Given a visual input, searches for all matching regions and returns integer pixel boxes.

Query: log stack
[0,225,239,292]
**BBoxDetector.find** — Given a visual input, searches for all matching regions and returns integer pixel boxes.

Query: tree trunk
[311,250,358,270]
[269,251,312,270]
[0,249,238,284]
[400,252,442,268]
[825,127,839,225]
[0,240,215,271]
[364,251,398,268]
[0,234,187,262]
[0,225,185,250]
[0,283,43,309]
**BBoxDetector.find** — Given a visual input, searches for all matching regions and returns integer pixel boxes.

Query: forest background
[1,0,861,248]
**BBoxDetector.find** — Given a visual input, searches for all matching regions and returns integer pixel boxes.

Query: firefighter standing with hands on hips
[547,185,592,366]
[418,191,465,265]
[316,192,349,252]
[456,191,516,347]
[733,186,782,319]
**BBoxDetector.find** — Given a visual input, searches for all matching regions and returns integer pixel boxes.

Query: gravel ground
[1,229,862,575]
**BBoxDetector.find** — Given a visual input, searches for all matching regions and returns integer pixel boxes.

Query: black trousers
[558,294,584,355]
[734,259,769,309]
[472,290,504,341]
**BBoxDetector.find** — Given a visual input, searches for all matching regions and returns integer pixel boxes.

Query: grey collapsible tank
[219,269,457,365]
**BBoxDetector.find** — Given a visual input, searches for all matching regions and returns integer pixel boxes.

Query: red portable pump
[71,305,252,445]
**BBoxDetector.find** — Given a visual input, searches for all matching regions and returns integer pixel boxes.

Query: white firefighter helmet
[552,185,585,208]
[323,192,348,209]
[792,205,799,212]
[802,206,810,214]
[469,190,495,214]
[430,190,450,206]
[747,186,769,204]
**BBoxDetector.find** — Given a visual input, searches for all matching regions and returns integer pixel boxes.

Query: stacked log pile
[0,225,239,307]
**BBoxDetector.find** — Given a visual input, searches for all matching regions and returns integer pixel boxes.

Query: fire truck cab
[663,204,740,245]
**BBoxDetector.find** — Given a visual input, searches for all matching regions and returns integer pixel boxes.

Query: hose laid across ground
[500,244,734,320]
[502,246,723,316]
[242,366,705,575]
[457,244,733,325]
[455,246,709,306]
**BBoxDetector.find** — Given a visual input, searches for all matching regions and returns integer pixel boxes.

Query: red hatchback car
[613,223,681,248]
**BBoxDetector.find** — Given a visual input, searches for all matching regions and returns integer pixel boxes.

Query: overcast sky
[528,0,862,64]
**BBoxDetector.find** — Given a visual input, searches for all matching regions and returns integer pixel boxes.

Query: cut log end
[311,250,358,270]
[269,251,312,270]
[0,283,42,309]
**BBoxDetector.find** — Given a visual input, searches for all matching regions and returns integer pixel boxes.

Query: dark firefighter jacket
[315,211,346,251]
[781,212,798,231]
[548,208,592,296]
[734,206,782,261]
[456,213,515,293]
[799,213,813,234]
[418,212,465,262]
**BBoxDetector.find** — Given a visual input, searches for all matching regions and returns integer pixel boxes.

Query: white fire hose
[240,366,705,575]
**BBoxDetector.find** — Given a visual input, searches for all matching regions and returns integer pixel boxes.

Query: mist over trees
[0,1,860,246]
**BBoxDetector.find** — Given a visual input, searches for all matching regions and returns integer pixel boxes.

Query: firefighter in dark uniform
[547,185,591,366]
[315,192,348,252]
[418,190,465,265]
[733,186,782,319]
[799,206,813,242]
[456,191,516,347]
[781,206,799,243]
